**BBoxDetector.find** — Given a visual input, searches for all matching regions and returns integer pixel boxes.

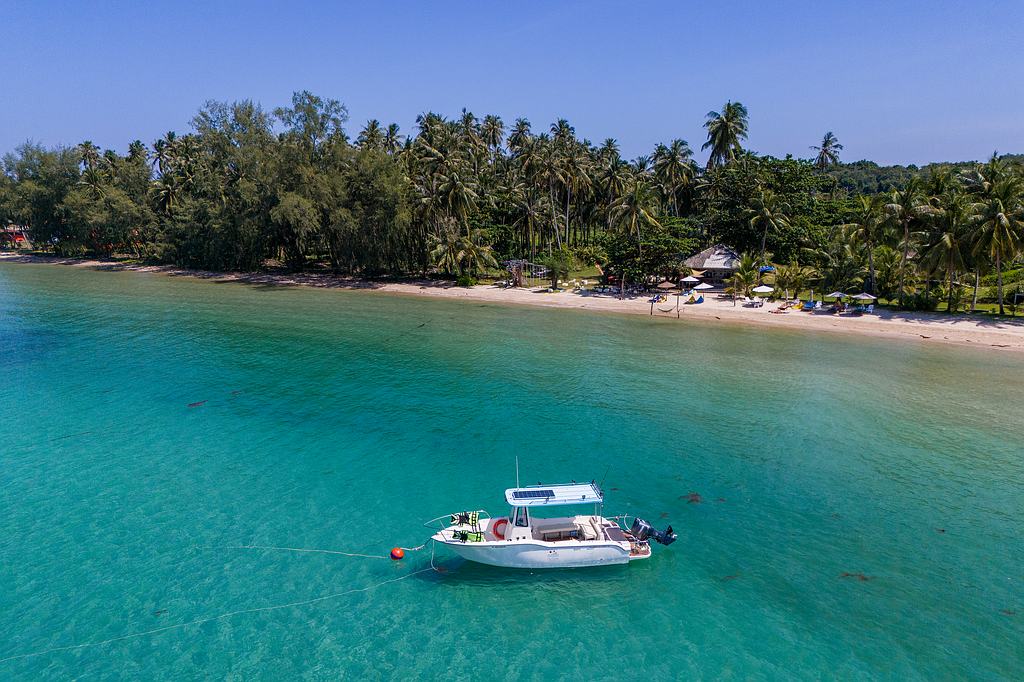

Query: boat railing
[605,514,634,531]
[422,509,491,531]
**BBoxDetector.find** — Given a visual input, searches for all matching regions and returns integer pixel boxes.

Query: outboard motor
[652,525,677,546]
[631,517,676,546]
[630,517,654,542]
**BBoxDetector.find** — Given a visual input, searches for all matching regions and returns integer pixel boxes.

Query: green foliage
[455,274,477,287]
[570,244,608,268]
[699,155,838,262]
[538,248,576,288]
[725,253,759,298]
[1,94,1022,318]
[598,222,687,286]
[903,289,941,312]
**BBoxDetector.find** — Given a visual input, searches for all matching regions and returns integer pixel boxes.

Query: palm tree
[747,188,790,265]
[598,138,621,165]
[921,189,972,312]
[78,141,101,172]
[770,261,819,300]
[972,178,1024,314]
[817,228,866,294]
[609,174,661,298]
[429,225,462,275]
[810,132,843,170]
[383,124,403,155]
[884,178,930,306]
[507,118,532,155]
[457,229,498,275]
[726,253,759,304]
[702,101,749,170]
[357,120,384,150]
[845,195,886,294]
[610,175,661,244]
[652,139,694,216]
[481,115,504,165]
[961,152,1009,196]
[598,157,631,231]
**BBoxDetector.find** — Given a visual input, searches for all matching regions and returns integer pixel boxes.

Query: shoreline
[4,252,1024,353]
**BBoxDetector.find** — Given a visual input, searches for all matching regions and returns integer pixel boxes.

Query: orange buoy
[390,547,405,560]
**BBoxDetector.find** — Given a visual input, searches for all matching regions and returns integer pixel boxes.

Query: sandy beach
[4,252,1024,353]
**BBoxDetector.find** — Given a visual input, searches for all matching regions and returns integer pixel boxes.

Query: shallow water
[1,262,1022,680]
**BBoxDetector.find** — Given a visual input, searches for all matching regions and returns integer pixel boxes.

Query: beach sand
[4,252,1024,353]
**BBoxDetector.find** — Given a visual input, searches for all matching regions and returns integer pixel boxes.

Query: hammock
[656,306,677,313]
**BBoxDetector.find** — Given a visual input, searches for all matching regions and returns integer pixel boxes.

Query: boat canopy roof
[504,482,603,507]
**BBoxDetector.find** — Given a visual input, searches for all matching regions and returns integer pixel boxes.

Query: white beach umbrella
[681,275,700,283]
[752,285,774,294]
[827,291,848,299]
[852,292,877,300]
[694,282,714,290]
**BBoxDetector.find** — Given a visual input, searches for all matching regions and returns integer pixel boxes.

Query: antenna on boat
[515,456,521,488]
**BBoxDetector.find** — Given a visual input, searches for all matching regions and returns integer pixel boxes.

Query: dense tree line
[1,91,1022,311]
[827,155,1024,195]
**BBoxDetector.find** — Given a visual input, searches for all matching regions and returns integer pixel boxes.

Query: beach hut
[683,245,739,288]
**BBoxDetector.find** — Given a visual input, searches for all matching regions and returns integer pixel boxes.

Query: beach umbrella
[827,291,848,299]
[694,282,714,290]
[852,292,877,300]
[681,275,700,283]
[752,285,774,294]
[657,280,678,290]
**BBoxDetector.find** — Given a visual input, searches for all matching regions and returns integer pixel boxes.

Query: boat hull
[438,539,634,568]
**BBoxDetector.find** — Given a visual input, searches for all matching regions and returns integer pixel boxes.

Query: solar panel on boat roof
[512,489,555,499]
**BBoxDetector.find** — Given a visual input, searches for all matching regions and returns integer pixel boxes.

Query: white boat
[429,481,676,569]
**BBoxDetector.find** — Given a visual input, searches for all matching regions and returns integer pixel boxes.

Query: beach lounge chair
[866,304,874,313]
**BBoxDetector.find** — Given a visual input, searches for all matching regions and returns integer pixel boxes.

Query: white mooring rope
[222,545,389,559]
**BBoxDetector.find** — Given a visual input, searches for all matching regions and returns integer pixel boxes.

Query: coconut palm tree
[747,188,790,265]
[770,261,819,300]
[481,115,504,165]
[818,228,865,294]
[702,101,749,170]
[810,132,843,169]
[726,253,759,304]
[845,195,886,294]
[77,141,101,172]
[921,189,973,312]
[971,177,1024,314]
[429,225,462,275]
[457,229,498,275]
[383,124,403,155]
[610,174,661,244]
[652,139,694,216]
[598,138,621,165]
[507,118,532,155]
[357,120,384,150]
[884,178,931,307]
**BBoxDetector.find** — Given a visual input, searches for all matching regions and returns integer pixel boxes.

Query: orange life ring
[492,518,508,540]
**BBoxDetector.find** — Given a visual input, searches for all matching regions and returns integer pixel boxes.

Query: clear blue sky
[3,0,1022,166]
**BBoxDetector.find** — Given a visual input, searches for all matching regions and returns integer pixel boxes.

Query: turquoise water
[1,262,1022,680]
